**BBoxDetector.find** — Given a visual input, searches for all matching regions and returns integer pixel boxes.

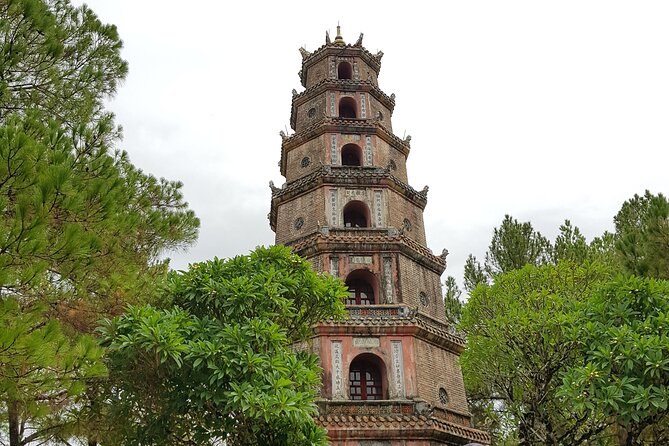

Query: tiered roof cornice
[315,304,465,353]
[269,166,428,226]
[290,78,395,130]
[288,228,446,274]
[316,413,490,444]
[298,43,383,88]
[280,118,410,176]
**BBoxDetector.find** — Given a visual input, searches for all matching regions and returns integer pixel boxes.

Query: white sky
[77,1,669,290]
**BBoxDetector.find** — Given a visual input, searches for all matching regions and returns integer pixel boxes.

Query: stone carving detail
[330,92,336,116]
[269,181,280,194]
[440,248,449,262]
[331,341,345,399]
[355,33,364,46]
[325,31,331,44]
[353,337,379,348]
[350,256,372,264]
[374,190,383,228]
[329,58,336,79]
[360,93,367,118]
[419,291,429,307]
[301,156,311,167]
[388,159,397,171]
[299,47,311,59]
[365,136,373,166]
[329,188,338,227]
[390,93,396,102]
[404,135,412,144]
[294,217,304,230]
[353,61,359,80]
[330,135,338,165]
[291,88,297,97]
[307,107,316,118]
[383,256,393,304]
[329,255,339,277]
[390,341,405,398]
[279,130,287,140]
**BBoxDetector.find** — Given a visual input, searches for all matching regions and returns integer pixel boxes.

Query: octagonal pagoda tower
[269,28,490,446]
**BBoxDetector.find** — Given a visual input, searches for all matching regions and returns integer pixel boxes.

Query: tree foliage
[99,246,348,446]
[443,275,463,326]
[614,191,669,280]
[560,276,669,445]
[0,0,199,443]
[0,0,128,129]
[460,261,611,445]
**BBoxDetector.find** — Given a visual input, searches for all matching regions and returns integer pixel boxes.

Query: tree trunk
[7,399,21,446]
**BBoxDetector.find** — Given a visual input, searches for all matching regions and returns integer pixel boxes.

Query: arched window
[341,143,362,166]
[338,61,353,80]
[343,200,369,228]
[339,97,357,119]
[345,269,377,305]
[349,354,387,400]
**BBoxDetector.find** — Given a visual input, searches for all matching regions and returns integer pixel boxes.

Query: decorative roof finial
[334,23,345,46]
[325,30,331,44]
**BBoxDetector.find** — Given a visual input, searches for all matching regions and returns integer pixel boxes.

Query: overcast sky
[76,1,669,289]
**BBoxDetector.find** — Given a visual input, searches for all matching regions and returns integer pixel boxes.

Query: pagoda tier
[270,27,490,445]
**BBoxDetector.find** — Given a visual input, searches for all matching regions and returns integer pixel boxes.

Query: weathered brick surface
[305,57,330,88]
[294,94,327,133]
[275,188,324,245]
[414,338,469,414]
[397,254,445,321]
[285,134,327,183]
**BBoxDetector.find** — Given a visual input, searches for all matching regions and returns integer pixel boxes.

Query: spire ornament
[334,24,345,46]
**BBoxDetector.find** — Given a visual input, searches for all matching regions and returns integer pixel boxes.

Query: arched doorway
[343,200,370,228]
[345,269,377,305]
[349,353,387,400]
[338,61,353,80]
[339,97,357,119]
[341,143,363,166]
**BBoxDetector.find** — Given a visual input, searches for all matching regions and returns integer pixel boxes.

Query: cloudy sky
[76,1,669,289]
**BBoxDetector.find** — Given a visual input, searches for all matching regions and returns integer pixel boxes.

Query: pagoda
[269,27,490,446]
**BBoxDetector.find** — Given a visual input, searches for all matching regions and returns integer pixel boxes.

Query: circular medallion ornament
[301,156,311,167]
[419,291,429,306]
[294,217,304,230]
[307,107,316,118]
[439,387,449,405]
[388,159,397,171]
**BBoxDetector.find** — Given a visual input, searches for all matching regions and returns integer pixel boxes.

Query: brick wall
[294,94,327,132]
[397,254,444,321]
[414,338,469,414]
[285,135,327,183]
[275,188,325,245]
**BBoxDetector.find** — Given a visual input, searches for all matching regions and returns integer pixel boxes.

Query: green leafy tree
[99,246,348,446]
[485,215,552,276]
[464,254,488,293]
[0,0,199,443]
[560,276,669,445]
[444,275,463,325]
[460,261,611,445]
[0,0,128,130]
[0,299,106,446]
[614,191,669,279]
